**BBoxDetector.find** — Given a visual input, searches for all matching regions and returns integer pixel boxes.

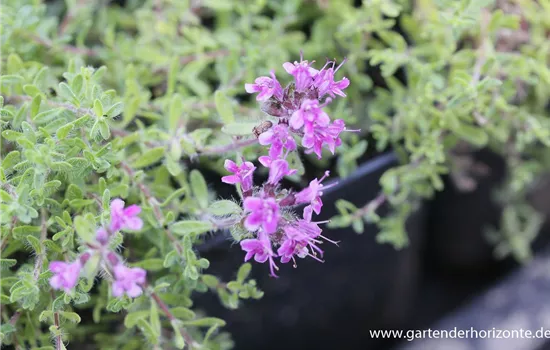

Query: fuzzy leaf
[170,220,214,236]
[221,122,257,136]
[190,169,209,208]
[215,90,235,124]
[132,147,165,169]
[208,200,242,216]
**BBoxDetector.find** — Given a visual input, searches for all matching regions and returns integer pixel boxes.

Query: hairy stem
[150,289,196,349]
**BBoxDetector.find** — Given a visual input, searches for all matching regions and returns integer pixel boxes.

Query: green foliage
[328,0,550,255]
[2,0,550,348]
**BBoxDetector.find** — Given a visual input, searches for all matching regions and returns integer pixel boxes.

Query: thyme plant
[2,0,550,348]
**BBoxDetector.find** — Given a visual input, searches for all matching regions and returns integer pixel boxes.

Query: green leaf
[1,130,23,141]
[181,317,226,327]
[98,119,110,140]
[453,123,488,147]
[132,147,165,169]
[170,307,195,320]
[0,258,17,269]
[0,75,24,86]
[59,311,81,324]
[39,311,54,323]
[208,200,242,216]
[0,189,12,202]
[137,319,159,344]
[124,310,150,328]
[171,320,185,349]
[130,259,165,271]
[190,169,209,208]
[23,84,42,97]
[93,99,104,117]
[201,274,220,288]
[221,122,257,136]
[74,214,96,244]
[106,102,124,118]
[72,74,84,96]
[170,220,214,236]
[34,108,64,124]
[57,82,79,105]
[150,301,161,336]
[215,90,235,124]
[237,263,252,283]
[168,93,184,130]
[26,235,42,254]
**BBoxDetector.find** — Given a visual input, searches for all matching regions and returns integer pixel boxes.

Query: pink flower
[49,260,82,292]
[259,157,297,185]
[283,54,319,92]
[277,229,309,264]
[241,232,274,263]
[258,124,297,159]
[295,218,323,239]
[221,159,256,192]
[240,232,279,277]
[96,228,109,245]
[295,171,331,220]
[289,99,330,134]
[109,199,143,232]
[245,71,284,101]
[243,195,280,234]
[112,264,147,298]
[313,60,350,98]
[302,119,346,159]
[278,224,324,264]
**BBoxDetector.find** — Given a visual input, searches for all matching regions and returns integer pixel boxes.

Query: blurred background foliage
[2,0,550,348]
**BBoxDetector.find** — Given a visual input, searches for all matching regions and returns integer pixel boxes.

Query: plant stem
[150,289,196,349]
[54,311,62,350]
[27,34,98,57]
[33,209,48,280]
[120,162,185,256]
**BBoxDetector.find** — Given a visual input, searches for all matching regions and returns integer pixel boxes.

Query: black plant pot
[426,149,508,274]
[196,152,427,350]
[412,149,550,330]
[395,245,550,350]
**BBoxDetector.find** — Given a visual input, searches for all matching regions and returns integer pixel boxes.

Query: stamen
[320,235,340,245]
[334,58,347,72]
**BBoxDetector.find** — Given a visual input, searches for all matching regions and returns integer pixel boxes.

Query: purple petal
[49,261,66,273]
[112,283,124,297]
[243,197,262,211]
[221,175,240,184]
[223,159,238,173]
[49,276,62,289]
[125,217,143,231]
[256,89,272,101]
[289,111,304,130]
[123,205,141,217]
[241,239,260,251]
[245,83,259,93]
[283,62,295,74]
[111,199,125,212]
[263,217,278,234]
[254,252,269,263]
[126,284,143,298]
[258,131,274,145]
[258,156,272,167]
[244,214,262,231]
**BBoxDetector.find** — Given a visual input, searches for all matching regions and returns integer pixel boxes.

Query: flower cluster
[48,199,146,297]
[222,55,350,276]
[245,54,350,159]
